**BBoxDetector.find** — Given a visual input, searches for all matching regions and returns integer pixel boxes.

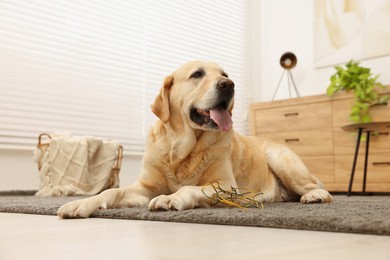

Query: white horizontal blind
[0,0,250,155]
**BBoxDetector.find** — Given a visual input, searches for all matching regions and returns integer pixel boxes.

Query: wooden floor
[0,213,389,260]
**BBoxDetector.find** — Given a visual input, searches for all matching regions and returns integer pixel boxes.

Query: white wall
[255,0,390,102]
[0,150,38,190]
[2,0,390,190]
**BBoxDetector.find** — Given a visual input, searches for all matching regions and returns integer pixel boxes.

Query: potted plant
[326,60,389,123]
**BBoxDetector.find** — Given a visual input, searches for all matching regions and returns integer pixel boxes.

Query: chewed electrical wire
[202,181,264,209]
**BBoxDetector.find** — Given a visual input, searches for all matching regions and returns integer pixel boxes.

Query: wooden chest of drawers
[250,91,390,192]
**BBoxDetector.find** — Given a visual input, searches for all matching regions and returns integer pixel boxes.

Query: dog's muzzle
[190,79,235,132]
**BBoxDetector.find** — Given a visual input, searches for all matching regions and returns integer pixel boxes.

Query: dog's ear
[151,75,173,123]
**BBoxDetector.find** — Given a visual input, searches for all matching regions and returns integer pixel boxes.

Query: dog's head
[152,61,235,132]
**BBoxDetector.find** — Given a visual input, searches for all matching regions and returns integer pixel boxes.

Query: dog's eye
[190,70,205,79]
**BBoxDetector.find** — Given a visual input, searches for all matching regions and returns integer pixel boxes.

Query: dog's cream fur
[58,61,332,218]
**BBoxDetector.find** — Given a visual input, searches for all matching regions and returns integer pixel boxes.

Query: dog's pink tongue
[210,108,232,132]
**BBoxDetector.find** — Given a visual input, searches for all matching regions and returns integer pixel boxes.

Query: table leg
[348,128,363,196]
[362,131,371,195]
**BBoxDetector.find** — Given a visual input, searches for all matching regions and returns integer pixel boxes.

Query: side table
[342,121,390,196]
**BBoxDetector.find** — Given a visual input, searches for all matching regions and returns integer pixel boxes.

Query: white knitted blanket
[34,134,120,197]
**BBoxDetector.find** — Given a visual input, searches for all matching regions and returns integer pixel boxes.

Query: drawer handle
[377,132,389,136]
[285,138,300,142]
[372,162,390,166]
[284,112,299,117]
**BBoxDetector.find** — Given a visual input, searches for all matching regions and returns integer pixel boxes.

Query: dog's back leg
[264,141,333,203]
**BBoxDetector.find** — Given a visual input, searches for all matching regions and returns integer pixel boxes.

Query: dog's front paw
[57,198,104,218]
[148,195,186,211]
[300,189,333,204]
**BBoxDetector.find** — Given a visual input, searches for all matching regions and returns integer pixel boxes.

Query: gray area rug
[0,191,389,236]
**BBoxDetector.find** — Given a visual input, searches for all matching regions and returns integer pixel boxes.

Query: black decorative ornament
[280,52,297,70]
[272,52,300,101]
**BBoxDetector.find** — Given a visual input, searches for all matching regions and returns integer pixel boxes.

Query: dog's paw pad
[307,198,323,204]
[301,189,332,204]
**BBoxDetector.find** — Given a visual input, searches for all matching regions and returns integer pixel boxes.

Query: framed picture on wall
[314,0,390,68]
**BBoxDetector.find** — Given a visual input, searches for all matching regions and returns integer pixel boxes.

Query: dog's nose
[217,79,235,92]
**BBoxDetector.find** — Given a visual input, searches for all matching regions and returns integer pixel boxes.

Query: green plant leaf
[327,60,384,123]
[349,114,361,123]
[350,105,360,115]
[326,86,335,96]
[361,114,372,123]
[379,95,389,104]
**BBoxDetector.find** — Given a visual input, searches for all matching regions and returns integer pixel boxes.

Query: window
[0,0,250,155]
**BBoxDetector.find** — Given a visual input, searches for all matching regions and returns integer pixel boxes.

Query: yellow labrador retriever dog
[58,61,332,218]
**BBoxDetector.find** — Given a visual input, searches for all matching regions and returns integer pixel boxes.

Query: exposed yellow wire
[202,181,264,209]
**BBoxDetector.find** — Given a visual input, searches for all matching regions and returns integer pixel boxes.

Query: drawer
[333,127,390,155]
[334,153,390,183]
[300,156,334,183]
[260,129,333,156]
[254,101,332,134]
[324,182,390,192]
[332,98,390,128]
